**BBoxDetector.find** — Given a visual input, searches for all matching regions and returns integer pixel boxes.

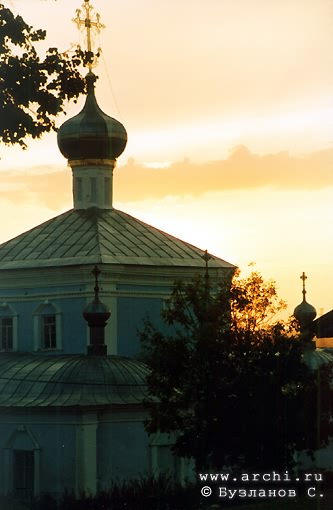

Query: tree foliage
[0,4,86,148]
[141,270,333,472]
[230,267,287,338]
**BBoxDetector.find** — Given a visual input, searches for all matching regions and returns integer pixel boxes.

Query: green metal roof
[0,353,149,407]
[302,348,333,370]
[0,207,235,270]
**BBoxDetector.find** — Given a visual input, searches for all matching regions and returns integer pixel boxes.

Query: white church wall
[0,411,77,498]
[0,407,155,498]
[97,412,150,488]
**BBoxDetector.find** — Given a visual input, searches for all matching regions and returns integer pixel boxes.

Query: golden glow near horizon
[1,0,333,319]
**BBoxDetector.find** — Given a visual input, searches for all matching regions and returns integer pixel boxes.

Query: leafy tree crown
[0,4,87,148]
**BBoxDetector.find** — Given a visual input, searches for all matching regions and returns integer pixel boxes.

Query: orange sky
[1,0,333,319]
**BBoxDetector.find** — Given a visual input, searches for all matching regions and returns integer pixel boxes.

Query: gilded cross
[73,0,105,71]
[300,271,307,300]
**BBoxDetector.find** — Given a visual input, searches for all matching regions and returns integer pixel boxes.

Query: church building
[0,1,234,501]
[293,273,333,471]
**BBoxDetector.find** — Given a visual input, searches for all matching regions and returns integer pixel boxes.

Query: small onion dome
[83,297,110,356]
[57,72,127,162]
[83,299,111,328]
[294,300,317,330]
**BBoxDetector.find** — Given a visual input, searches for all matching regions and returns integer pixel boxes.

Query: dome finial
[73,0,105,72]
[92,264,101,302]
[83,265,111,356]
[201,250,213,282]
[58,0,127,210]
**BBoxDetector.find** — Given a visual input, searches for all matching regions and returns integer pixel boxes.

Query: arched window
[0,303,18,351]
[33,301,62,351]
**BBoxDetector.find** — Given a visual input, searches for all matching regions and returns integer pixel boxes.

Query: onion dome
[83,299,110,328]
[294,300,317,329]
[57,73,127,162]
[294,272,316,347]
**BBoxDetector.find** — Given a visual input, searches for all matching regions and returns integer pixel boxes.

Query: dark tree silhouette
[141,270,333,472]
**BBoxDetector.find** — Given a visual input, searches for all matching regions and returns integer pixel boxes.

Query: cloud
[0,167,72,209]
[1,146,332,210]
[114,146,333,201]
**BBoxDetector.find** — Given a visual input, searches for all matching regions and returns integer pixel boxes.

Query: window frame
[42,314,57,350]
[0,303,18,352]
[33,301,62,352]
[0,317,13,350]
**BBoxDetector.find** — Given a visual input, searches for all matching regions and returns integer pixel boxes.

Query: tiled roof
[313,310,333,338]
[0,208,234,270]
[0,353,149,407]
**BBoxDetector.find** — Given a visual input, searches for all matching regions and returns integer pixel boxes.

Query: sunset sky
[1,0,333,319]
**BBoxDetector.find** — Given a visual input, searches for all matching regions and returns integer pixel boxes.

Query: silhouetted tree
[141,270,333,472]
[0,4,86,148]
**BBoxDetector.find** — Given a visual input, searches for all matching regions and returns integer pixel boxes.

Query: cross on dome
[73,0,105,71]
[300,271,307,301]
[294,271,317,336]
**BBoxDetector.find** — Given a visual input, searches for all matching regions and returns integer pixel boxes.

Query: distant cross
[300,271,307,301]
[92,265,101,301]
[73,0,105,71]
[202,250,213,281]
